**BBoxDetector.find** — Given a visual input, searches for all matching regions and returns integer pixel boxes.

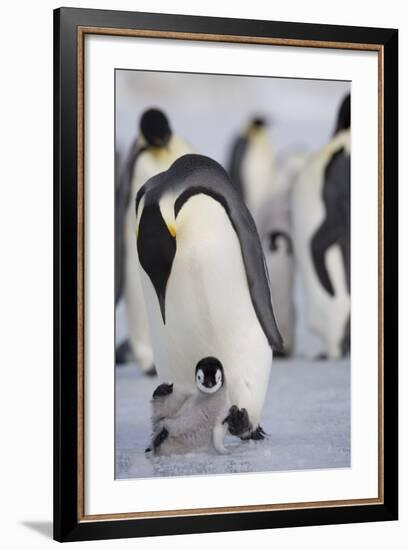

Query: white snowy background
[115,71,351,479]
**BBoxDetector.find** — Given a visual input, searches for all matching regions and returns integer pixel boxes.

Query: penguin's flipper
[269,230,293,255]
[152,383,174,399]
[227,135,248,199]
[172,154,284,353]
[151,385,192,429]
[153,427,169,452]
[311,147,350,297]
[310,220,339,297]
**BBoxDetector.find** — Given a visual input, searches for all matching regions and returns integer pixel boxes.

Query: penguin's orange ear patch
[167,224,176,238]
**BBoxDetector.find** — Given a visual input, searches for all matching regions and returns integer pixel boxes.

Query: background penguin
[292,95,351,358]
[115,108,193,372]
[227,117,276,219]
[148,357,231,456]
[135,154,283,439]
[255,151,309,356]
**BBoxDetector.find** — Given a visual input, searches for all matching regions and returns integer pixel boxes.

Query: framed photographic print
[54,7,398,542]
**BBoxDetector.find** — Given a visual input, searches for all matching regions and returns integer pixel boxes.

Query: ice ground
[115,358,350,479]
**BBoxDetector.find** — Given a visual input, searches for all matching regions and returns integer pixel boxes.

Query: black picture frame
[54,7,398,542]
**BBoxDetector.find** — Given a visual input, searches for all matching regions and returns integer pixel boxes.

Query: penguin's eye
[216,370,222,383]
[197,371,204,383]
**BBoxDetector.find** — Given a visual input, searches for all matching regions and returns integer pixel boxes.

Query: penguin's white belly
[141,195,272,425]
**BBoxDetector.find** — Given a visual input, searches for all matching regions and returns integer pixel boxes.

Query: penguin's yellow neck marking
[167,224,176,237]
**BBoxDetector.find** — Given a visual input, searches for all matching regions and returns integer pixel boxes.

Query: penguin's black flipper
[310,220,339,296]
[152,383,173,399]
[227,135,248,200]
[269,230,293,255]
[311,147,350,297]
[153,427,169,452]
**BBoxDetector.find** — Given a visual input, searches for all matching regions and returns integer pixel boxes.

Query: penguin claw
[248,425,268,440]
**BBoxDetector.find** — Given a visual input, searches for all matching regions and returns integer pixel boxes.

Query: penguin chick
[150,357,231,456]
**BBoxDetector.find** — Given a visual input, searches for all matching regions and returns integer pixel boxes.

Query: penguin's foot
[223,405,252,438]
[315,352,328,361]
[274,349,288,359]
[115,339,133,365]
[245,425,267,441]
[153,427,169,452]
[152,383,173,399]
[145,364,157,377]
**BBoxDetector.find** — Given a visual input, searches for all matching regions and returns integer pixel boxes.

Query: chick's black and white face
[195,358,224,394]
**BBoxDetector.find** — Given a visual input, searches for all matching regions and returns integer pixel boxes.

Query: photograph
[114,70,351,480]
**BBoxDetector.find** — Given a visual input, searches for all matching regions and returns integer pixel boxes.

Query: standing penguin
[115,108,193,372]
[255,151,309,356]
[292,94,351,358]
[228,117,276,218]
[135,154,283,439]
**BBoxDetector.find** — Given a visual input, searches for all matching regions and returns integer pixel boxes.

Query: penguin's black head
[195,357,224,394]
[140,108,172,147]
[334,94,351,135]
[137,202,176,324]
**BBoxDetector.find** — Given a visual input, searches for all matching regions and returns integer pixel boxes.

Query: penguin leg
[223,405,253,439]
[212,423,229,455]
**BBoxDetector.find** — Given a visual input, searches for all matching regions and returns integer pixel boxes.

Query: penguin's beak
[137,203,176,324]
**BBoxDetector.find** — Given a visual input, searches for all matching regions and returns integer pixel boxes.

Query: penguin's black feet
[145,364,157,377]
[153,427,169,452]
[152,383,173,399]
[274,349,288,359]
[315,352,328,361]
[248,425,267,440]
[223,405,252,438]
[115,339,133,365]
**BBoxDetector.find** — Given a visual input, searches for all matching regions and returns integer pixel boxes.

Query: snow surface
[115,358,350,479]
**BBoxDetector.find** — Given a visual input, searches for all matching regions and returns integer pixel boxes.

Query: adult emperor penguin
[135,154,284,439]
[292,94,351,358]
[115,108,193,372]
[228,117,276,219]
